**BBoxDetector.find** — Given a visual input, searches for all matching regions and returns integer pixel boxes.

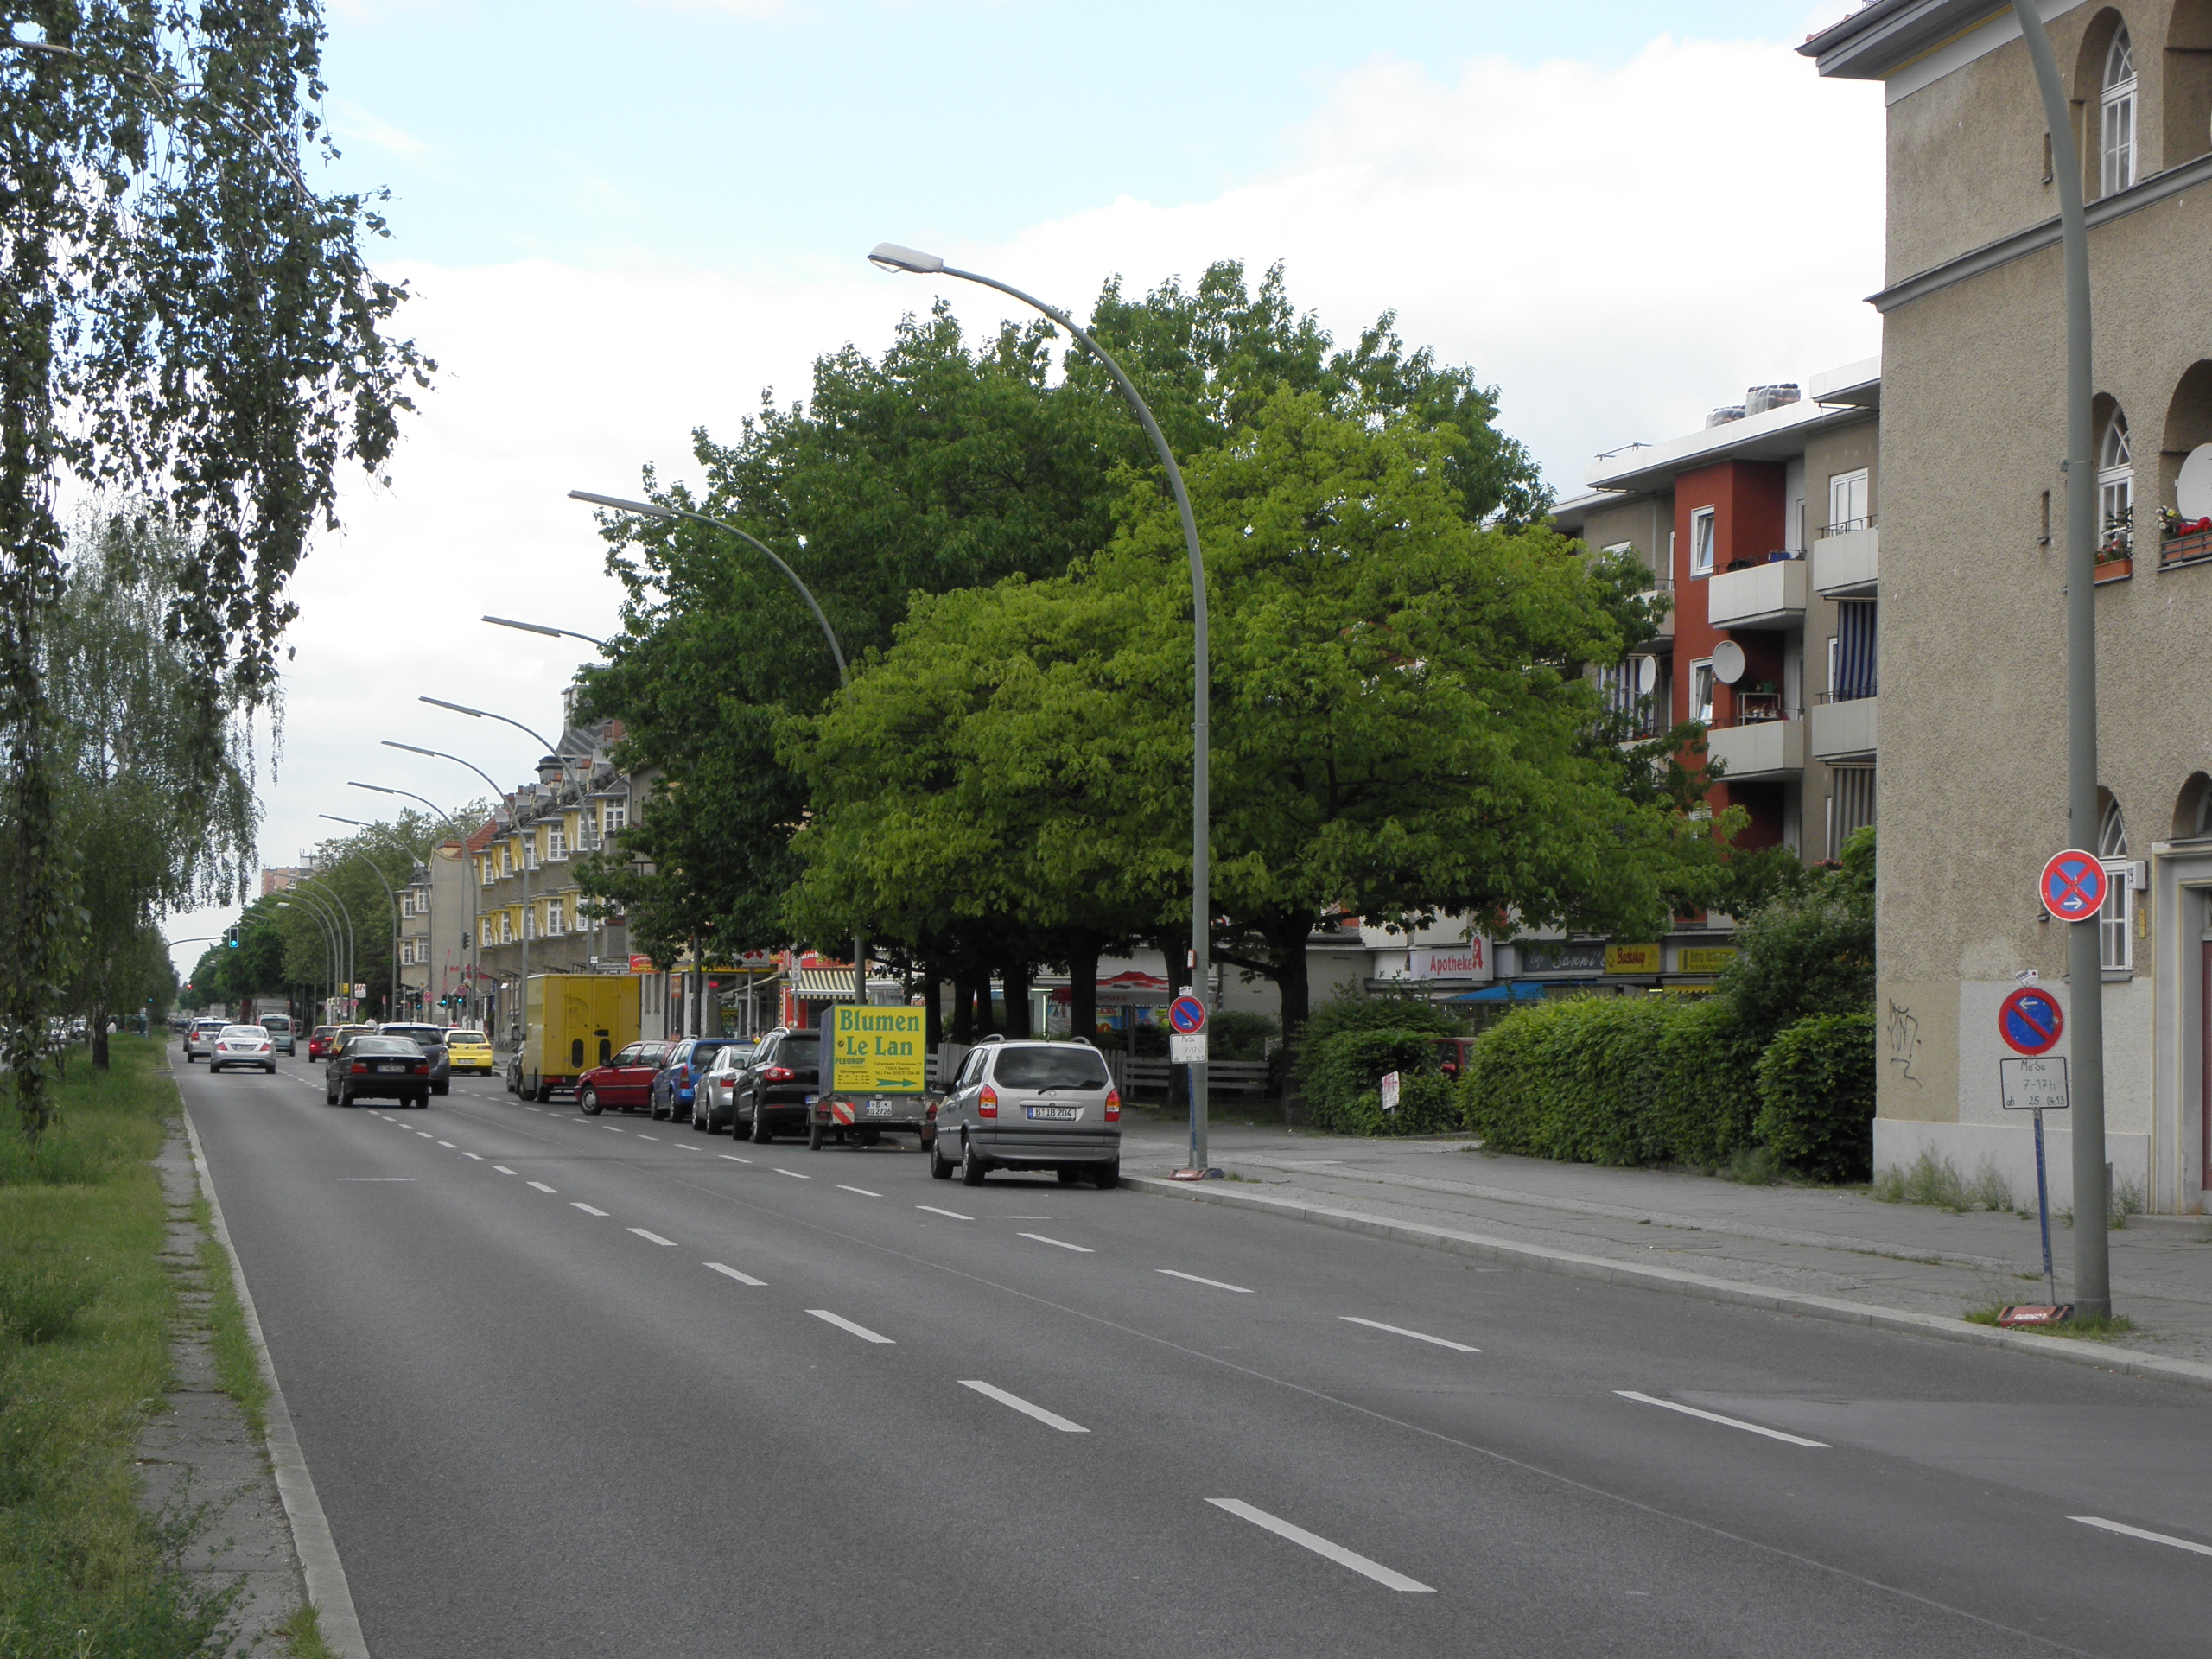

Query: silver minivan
[930,1036,1120,1188]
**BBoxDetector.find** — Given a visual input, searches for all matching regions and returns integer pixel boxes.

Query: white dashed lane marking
[808,1310,894,1344]
[572,1204,609,1217]
[1614,1392,1828,1447]
[1340,1317,1478,1353]
[527,1181,558,1193]
[1159,1269,1252,1294]
[1020,1233,1093,1254]
[959,1381,1089,1433]
[629,1229,677,1247]
[704,1263,766,1286]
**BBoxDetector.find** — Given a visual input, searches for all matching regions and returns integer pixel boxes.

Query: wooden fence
[929,1045,1274,1100]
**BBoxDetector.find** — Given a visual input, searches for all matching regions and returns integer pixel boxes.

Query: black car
[326,1034,432,1108]
[375,1023,454,1096]
[732,1028,820,1143]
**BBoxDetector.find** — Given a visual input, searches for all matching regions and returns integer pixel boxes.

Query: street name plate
[1169,1032,1208,1065]
[1999,1056,2069,1112]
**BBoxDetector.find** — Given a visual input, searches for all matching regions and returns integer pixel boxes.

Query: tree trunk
[1000,955,1033,1038]
[1154,931,1190,1113]
[950,969,976,1045]
[921,959,942,1052]
[91,1001,110,1071]
[1262,912,1318,1124]
[1065,934,1101,1048]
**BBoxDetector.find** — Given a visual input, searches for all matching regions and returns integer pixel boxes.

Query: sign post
[1999,979,2072,1307]
[1166,995,1214,1177]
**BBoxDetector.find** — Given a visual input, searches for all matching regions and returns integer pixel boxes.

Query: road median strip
[1125,1174,2212,1394]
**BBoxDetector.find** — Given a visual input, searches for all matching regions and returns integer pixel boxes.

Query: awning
[1450,982,1551,1002]
[793,969,861,1000]
[1050,969,1173,1007]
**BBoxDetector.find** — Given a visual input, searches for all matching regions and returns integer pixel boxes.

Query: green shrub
[1752,1012,1876,1183]
[1205,1011,1280,1064]
[1301,1029,1463,1136]
[1719,827,1875,1049]
[1458,992,1762,1167]
[1299,983,1460,1055]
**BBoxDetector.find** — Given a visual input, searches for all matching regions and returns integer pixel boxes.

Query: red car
[307,1024,340,1060]
[577,1041,674,1116]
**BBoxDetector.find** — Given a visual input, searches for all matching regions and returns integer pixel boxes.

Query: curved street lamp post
[867,242,1214,1172]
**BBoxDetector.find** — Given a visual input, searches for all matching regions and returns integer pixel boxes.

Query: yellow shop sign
[1605,944,1662,974]
[1678,945,1740,976]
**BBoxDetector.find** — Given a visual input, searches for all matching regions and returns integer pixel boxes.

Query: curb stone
[183,1106,372,1658]
[1123,1174,2212,1395]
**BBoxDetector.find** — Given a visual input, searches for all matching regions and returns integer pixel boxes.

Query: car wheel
[808,1116,825,1152]
[1094,1161,1119,1190]
[960,1138,987,1188]
[1057,1168,1080,1186]
[505,1067,518,1096]
[416,1093,430,1109]
[521,1074,540,1103]
[929,1138,955,1180]
[339,1087,355,1108]
[579,1087,602,1116]
[264,1064,276,1074]
[432,1080,448,1096]
[325,1081,338,1106]
[750,1106,774,1145]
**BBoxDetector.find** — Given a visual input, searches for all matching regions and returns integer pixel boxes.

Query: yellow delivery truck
[512,974,639,1102]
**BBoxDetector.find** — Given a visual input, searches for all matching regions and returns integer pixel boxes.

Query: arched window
[2099,795,2127,856]
[2102,26,2138,195]
[2099,410,2133,552]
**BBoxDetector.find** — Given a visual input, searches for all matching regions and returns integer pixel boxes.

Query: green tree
[1718,826,1876,1048]
[2,7,429,1134]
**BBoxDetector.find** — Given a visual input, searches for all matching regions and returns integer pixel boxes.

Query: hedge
[1457,993,1761,1167]
[1752,1011,1876,1182]
[1301,1028,1463,1136]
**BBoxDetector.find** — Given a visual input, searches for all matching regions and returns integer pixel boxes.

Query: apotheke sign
[1406,943,1491,983]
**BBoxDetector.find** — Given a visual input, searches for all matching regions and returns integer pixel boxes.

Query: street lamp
[2009,1,2111,1317]
[275,903,334,1017]
[346,783,486,1021]
[569,486,861,1033]
[484,615,608,649]
[420,696,577,769]
[868,240,1215,1173]
[323,817,413,1018]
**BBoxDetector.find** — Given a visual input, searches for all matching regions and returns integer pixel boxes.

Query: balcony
[1813,524,1878,596]
[1809,694,1878,761]
[1704,556,1807,630]
[1705,715,1804,780]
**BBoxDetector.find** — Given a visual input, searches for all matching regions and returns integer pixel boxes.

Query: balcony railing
[1813,524,1878,597]
[1703,711,1805,780]
[1705,554,1808,630]
[1809,692,1878,761]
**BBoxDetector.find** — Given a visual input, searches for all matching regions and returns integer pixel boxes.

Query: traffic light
[224,925,239,949]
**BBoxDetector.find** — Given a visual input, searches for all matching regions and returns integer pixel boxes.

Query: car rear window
[381,1027,446,1044]
[772,1035,819,1069]
[991,1048,1110,1090]
[351,1038,423,1056]
[449,1031,486,1042]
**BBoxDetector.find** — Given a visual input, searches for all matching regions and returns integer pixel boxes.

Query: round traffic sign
[1999,987,2063,1057]
[1167,995,1208,1034]
[2038,849,2108,922]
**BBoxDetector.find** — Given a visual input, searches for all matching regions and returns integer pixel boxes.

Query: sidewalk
[1116,1116,2212,1374]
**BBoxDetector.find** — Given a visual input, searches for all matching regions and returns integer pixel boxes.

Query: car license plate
[804,1094,818,1105]
[864,1099,893,1117]
[1026,1105,1080,1121]
[376,1064,402,1073]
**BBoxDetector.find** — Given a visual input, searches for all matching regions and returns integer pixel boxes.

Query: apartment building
[1806,1,2212,1213]
[397,862,432,1018]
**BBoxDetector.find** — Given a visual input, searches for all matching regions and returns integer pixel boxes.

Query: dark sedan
[376,1024,454,1096]
[325,1034,431,1108]
[732,1028,819,1144]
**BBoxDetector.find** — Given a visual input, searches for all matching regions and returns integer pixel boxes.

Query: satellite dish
[1634,655,1657,696]
[1710,639,1747,685]
[2178,444,2212,520]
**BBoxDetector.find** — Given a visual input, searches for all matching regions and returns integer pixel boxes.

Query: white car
[210,1024,276,1074]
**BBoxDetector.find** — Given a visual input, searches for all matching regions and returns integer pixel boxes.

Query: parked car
[576,1041,674,1116]
[651,1036,747,1124]
[183,1017,226,1062]
[930,1035,1120,1188]
[325,1033,431,1108]
[692,1041,759,1133]
[258,1014,296,1056]
[306,1024,340,1060]
[730,1028,820,1143]
[374,1024,454,1096]
[210,1024,276,1074]
[444,1029,495,1075]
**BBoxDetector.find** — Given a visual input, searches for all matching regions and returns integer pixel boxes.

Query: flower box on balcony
[2094,556,2133,584]
[2161,528,2212,569]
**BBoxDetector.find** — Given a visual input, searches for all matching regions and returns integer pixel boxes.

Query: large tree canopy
[2,4,429,1131]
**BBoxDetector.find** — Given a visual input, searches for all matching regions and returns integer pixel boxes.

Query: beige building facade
[1809,0,2212,1212]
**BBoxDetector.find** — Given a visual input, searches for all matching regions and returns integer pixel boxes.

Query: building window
[2098,798,2132,973]
[499,845,512,877]
[1828,765,1875,854]
[2098,411,2133,553]
[1826,468,1870,536]
[1599,655,1662,737]
[1832,601,1878,701]
[547,827,565,861]
[1689,507,1716,576]
[524,834,539,871]
[1689,658,1715,726]
[498,912,512,944]
[480,918,493,948]
[2101,27,2137,198]
[602,800,627,836]
[546,899,564,936]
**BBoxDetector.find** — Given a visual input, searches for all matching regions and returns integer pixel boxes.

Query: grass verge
[0,1036,241,1656]
[280,1600,339,1659]
[1964,1304,2140,1340]
[190,1197,267,1440]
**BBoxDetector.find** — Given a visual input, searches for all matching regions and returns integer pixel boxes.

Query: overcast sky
[167,0,1885,977]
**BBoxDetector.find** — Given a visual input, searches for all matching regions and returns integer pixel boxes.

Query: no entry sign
[2038,849,2108,922]
[1998,986,2064,1057]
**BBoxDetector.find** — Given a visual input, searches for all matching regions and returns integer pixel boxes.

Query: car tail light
[1104,1089,1121,1122]
[978,1084,998,1119]
[760,1065,795,1083]
[350,1062,368,1074]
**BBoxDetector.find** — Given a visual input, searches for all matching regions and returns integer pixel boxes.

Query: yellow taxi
[443,1029,495,1075]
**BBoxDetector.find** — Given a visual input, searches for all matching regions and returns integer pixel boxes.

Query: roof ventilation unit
[1745,383,1802,416]
[1706,405,1746,429]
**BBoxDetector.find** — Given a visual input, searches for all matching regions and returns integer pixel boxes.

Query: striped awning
[793,969,860,1000]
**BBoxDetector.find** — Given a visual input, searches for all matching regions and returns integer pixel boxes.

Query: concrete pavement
[175,1049,2212,1657]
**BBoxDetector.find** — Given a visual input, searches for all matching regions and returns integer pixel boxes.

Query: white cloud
[163,32,1887,972]
[326,97,436,162]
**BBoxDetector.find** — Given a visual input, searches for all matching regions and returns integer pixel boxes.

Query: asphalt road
[177,1047,2210,1658]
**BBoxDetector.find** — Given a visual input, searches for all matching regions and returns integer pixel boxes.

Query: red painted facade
[1672,459,1789,849]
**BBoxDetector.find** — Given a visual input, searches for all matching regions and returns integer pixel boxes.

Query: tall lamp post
[323,816,425,1019]
[354,779,485,1027]
[2010,1,2111,1315]
[276,902,337,1021]
[567,490,863,1035]
[865,243,1215,1173]
[377,746,523,1033]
